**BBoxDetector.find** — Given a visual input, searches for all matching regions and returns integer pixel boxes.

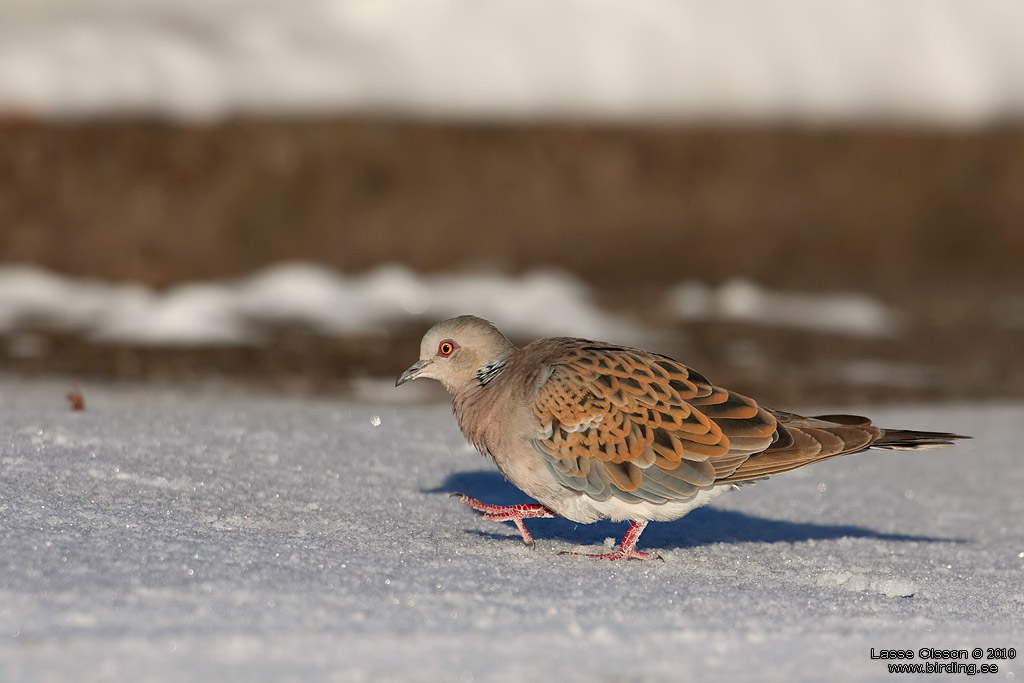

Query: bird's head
[395,315,516,394]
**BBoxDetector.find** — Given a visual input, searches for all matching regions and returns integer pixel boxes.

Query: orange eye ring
[438,341,456,357]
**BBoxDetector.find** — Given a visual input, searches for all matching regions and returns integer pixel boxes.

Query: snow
[1,0,1023,124]
[0,263,647,347]
[668,278,903,337]
[1,263,913,351]
[1,377,1021,682]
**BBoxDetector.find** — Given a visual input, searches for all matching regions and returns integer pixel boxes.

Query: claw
[448,494,659,560]
[558,520,659,561]
[449,492,555,547]
[559,549,664,561]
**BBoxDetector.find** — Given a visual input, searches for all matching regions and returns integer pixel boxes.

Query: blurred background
[1,0,1023,405]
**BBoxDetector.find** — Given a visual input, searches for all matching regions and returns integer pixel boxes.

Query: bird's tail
[872,428,970,451]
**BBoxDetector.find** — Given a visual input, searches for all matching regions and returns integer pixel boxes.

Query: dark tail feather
[873,429,970,451]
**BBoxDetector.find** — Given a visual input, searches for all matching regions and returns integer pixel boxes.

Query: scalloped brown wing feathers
[529,342,776,504]
[529,341,885,504]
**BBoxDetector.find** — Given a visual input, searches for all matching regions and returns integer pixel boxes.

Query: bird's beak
[395,359,432,387]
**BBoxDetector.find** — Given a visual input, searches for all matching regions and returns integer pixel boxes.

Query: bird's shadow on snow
[425,470,963,550]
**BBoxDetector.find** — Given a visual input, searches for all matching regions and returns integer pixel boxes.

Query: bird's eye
[438,340,456,357]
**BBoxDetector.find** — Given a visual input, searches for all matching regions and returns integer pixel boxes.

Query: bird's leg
[450,493,556,547]
[563,520,663,561]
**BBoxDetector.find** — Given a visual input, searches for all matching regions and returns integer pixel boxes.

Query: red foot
[450,493,556,547]
[561,548,663,561]
[559,520,663,561]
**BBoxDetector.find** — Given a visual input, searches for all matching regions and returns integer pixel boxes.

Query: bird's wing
[528,342,779,504]
[717,411,882,482]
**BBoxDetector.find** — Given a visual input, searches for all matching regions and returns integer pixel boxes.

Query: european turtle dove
[396,316,967,560]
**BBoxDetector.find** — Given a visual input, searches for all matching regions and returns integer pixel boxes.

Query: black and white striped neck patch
[475,359,507,387]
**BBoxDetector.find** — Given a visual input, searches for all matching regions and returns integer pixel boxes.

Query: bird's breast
[452,381,569,503]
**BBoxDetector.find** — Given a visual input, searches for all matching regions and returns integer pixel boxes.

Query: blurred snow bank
[0,263,646,346]
[0,0,1021,124]
[0,264,909,348]
[668,278,902,337]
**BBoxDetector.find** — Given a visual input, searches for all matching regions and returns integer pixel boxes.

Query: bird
[396,315,968,561]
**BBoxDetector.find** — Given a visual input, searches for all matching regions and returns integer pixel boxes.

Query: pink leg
[563,520,662,561]
[450,493,556,547]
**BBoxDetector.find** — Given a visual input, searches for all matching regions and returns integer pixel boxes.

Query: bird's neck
[451,359,509,457]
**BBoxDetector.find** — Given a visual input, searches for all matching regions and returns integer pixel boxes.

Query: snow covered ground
[1,0,1023,123]
[1,377,1020,682]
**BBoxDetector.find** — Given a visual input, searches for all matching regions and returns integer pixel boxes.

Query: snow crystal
[872,579,918,599]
